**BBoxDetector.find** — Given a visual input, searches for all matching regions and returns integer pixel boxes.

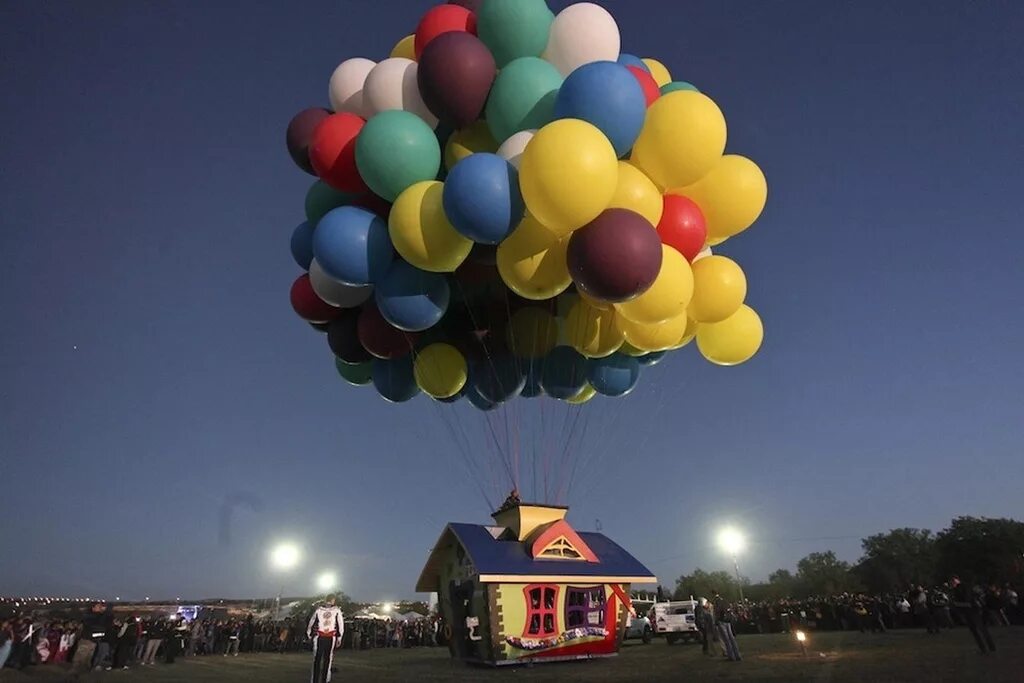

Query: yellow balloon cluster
[688,255,747,323]
[564,299,623,358]
[675,155,767,242]
[507,307,559,359]
[444,120,499,171]
[631,91,727,190]
[609,161,663,227]
[616,245,694,325]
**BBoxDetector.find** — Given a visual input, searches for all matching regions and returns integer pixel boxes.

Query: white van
[649,600,700,644]
[624,600,655,643]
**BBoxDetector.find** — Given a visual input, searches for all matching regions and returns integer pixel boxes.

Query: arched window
[522,585,559,638]
[565,586,606,629]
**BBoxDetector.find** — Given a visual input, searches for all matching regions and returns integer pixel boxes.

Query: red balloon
[415,5,477,59]
[308,113,368,194]
[291,274,340,323]
[358,303,419,359]
[627,66,660,107]
[567,209,663,303]
[657,195,707,262]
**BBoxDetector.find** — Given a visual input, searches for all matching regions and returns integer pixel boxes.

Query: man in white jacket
[306,595,344,683]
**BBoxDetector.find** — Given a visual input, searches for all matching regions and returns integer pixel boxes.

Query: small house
[415,501,656,665]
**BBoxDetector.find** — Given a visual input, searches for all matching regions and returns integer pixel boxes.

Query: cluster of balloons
[286,0,768,407]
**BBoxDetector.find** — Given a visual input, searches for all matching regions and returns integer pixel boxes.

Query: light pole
[717,527,746,602]
[270,542,301,619]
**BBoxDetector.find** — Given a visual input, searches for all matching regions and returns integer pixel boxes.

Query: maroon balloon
[290,274,339,323]
[417,32,496,129]
[328,309,372,363]
[286,107,331,175]
[352,192,393,220]
[567,209,663,303]
[357,303,419,359]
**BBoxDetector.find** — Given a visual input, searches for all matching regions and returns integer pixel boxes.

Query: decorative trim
[530,521,598,562]
[479,575,656,584]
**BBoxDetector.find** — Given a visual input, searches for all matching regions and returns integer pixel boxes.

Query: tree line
[672,516,1024,601]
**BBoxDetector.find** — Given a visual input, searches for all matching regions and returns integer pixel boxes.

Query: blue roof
[447,522,655,580]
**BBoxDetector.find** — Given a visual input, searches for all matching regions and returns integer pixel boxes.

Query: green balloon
[660,81,700,95]
[335,358,372,386]
[355,111,441,202]
[485,57,563,144]
[305,181,358,224]
[477,0,554,68]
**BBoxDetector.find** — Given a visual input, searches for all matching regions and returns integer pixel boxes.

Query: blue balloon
[473,354,526,403]
[553,61,647,158]
[442,153,525,245]
[466,384,498,411]
[313,206,394,285]
[617,53,649,72]
[638,351,667,367]
[521,359,544,398]
[290,221,315,270]
[587,354,641,397]
[375,261,450,332]
[540,346,588,400]
[372,357,420,403]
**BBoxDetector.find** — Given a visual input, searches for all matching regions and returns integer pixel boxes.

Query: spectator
[712,591,741,662]
[142,618,163,666]
[950,576,996,654]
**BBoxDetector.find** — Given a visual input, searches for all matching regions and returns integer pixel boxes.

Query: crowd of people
[690,578,1019,656]
[0,609,445,673]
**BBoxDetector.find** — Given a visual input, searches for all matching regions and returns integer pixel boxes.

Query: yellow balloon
[414,343,468,398]
[390,34,416,61]
[496,215,572,300]
[675,155,767,241]
[444,120,499,170]
[519,119,619,235]
[688,255,747,323]
[641,58,672,87]
[578,288,613,311]
[616,245,694,325]
[615,313,691,352]
[566,383,597,405]
[706,235,729,247]
[696,304,764,366]
[631,91,726,190]
[618,341,647,357]
[507,307,559,359]
[565,300,624,358]
[389,181,473,272]
[608,161,663,227]
[668,317,699,349]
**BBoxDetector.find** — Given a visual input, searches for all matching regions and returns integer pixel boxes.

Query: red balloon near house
[308,113,368,194]
[657,195,708,262]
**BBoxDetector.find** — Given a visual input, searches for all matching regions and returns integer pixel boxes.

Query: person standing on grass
[950,576,996,654]
[712,591,741,662]
[141,618,163,666]
[306,594,344,683]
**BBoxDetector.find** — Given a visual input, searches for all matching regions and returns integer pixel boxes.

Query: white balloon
[693,246,713,262]
[543,3,621,76]
[309,259,374,308]
[363,58,439,128]
[496,130,536,170]
[328,58,376,118]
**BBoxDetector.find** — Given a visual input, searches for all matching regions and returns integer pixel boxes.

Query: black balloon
[286,107,331,175]
[418,32,497,130]
[327,309,372,363]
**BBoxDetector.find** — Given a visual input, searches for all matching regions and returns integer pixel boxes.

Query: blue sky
[1,0,1022,601]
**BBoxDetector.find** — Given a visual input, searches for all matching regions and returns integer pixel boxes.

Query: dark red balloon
[328,309,372,364]
[418,32,496,129]
[291,274,340,323]
[357,303,419,359]
[657,195,707,262]
[286,108,331,175]
[415,5,477,59]
[308,113,368,193]
[352,193,393,220]
[567,209,663,303]
[627,66,660,107]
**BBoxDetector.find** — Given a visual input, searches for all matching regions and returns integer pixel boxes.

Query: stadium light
[716,526,746,602]
[317,572,338,593]
[382,602,394,613]
[270,542,301,571]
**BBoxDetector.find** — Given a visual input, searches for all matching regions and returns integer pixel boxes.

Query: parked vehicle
[649,600,700,644]
[624,601,654,643]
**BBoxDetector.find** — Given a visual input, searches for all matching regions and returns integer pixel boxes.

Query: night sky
[2,0,1022,602]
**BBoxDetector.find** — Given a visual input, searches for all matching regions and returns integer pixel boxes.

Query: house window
[523,585,559,637]
[565,586,605,629]
[538,536,583,559]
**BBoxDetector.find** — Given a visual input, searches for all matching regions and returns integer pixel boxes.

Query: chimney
[491,502,568,542]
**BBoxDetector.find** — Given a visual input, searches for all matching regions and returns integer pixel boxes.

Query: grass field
[2,629,1021,683]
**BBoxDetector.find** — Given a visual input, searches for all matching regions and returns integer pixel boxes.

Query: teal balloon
[335,358,372,386]
[372,357,420,403]
[355,111,441,202]
[305,181,358,224]
[660,81,700,95]
[485,57,563,144]
[477,0,554,68]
